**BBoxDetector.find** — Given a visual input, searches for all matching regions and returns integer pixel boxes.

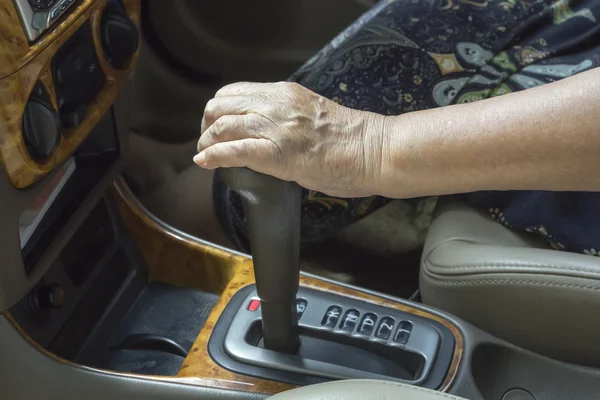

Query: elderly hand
[194,82,386,197]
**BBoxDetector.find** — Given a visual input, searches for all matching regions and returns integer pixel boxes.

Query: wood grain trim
[0,0,98,79]
[0,0,140,189]
[113,179,462,393]
[177,260,298,394]
[112,179,247,294]
[177,263,464,394]
[5,179,463,396]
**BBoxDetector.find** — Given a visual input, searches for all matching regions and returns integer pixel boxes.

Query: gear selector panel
[209,285,455,389]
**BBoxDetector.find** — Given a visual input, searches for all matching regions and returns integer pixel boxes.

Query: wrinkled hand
[194,82,385,197]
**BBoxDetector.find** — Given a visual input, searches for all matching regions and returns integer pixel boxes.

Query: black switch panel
[321,306,342,328]
[340,309,360,332]
[28,0,57,11]
[296,299,308,320]
[375,317,395,340]
[51,21,106,129]
[357,313,378,336]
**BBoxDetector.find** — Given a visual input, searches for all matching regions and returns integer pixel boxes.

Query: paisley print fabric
[220,0,600,255]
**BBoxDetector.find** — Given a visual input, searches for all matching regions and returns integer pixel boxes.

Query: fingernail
[193,152,206,166]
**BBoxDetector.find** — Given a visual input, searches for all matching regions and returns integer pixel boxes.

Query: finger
[215,82,276,98]
[194,139,282,174]
[197,114,262,152]
[201,96,259,135]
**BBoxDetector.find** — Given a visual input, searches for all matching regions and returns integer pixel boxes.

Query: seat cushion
[420,198,600,367]
[268,380,466,400]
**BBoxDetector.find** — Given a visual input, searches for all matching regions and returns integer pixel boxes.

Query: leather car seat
[420,198,600,367]
[268,380,467,400]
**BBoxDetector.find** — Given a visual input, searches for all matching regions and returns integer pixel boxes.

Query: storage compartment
[12,192,220,377]
[79,282,219,376]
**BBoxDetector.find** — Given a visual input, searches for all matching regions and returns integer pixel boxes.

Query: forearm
[376,67,600,199]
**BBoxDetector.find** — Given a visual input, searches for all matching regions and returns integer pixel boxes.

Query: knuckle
[283,81,302,93]
[207,145,225,161]
[201,128,215,144]
[243,114,260,132]
[213,116,229,133]
[228,140,249,159]
[204,98,218,115]
[239,141,251,159]
[203,147,214,162]
[215,83,235,97]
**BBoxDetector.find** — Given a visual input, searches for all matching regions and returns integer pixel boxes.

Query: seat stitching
[316,380,466,400]
[427,262,600,276]
[427,278,600,291]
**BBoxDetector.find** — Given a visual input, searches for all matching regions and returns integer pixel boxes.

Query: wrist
[358,111,388,197]
[369,112,424,199]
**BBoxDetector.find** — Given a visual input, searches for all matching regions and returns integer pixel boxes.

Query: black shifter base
[208,285,455,389]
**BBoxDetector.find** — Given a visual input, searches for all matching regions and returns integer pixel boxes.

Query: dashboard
[14,0,80,42]
[0,0,139,189]
[0,0,140,313]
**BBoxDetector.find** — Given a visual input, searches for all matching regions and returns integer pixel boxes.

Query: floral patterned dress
[218,0,600,256]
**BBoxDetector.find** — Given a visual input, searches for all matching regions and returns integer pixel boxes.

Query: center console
[190,168,462,392]
[210,285,455,388]
[0,0,140,313]
[4,2,600,400]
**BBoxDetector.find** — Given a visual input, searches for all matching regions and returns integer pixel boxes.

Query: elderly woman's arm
[194,67,600,198]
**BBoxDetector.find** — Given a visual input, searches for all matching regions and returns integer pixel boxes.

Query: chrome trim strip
[13,0,77,42]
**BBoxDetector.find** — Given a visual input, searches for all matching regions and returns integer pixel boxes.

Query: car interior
[1,1,600,399]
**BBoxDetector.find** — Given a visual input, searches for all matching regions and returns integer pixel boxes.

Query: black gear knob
[218,168,301,354]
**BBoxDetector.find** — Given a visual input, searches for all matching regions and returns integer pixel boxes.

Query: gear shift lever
[218,168,301,354]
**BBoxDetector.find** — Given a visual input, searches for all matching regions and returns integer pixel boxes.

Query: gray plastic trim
[0,77,135,315]
[224,287,440,384]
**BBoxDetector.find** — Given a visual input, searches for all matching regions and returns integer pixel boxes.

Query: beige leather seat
[421,198,600,367]
[269,380,467,400]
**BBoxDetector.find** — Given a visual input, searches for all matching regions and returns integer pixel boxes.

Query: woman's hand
[194,82,386,197]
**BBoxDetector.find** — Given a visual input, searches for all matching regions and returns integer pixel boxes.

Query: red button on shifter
[248,299,260,311]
